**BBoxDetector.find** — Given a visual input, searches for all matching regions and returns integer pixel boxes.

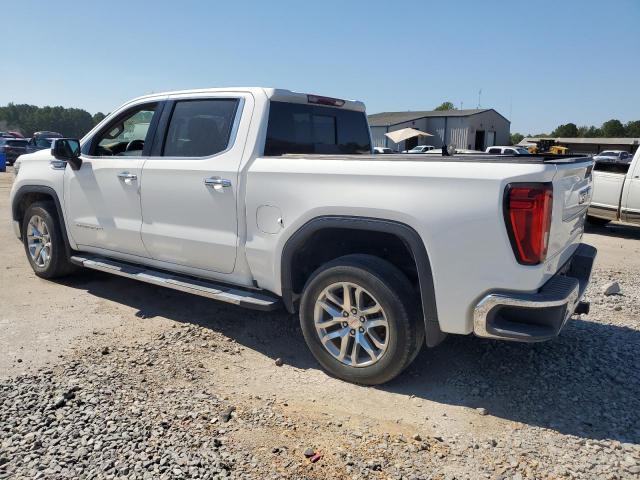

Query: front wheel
[22,201,76,279]
[299,254,423,385]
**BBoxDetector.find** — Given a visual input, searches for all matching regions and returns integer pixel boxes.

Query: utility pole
[477,89,482,108]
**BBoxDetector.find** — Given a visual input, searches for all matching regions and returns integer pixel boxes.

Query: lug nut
[342,322,348,328]
[351,308,357,314]
[350,329,356,336]
[359,327,364,333]
[360,316,365,322]
[342,311,349,317]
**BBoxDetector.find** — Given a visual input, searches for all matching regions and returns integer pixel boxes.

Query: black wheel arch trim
[12,185,74,258]
[280,215,445,347]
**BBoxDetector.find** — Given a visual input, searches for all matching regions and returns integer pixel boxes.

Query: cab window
[162,99,239,157]
[92,103,158,157]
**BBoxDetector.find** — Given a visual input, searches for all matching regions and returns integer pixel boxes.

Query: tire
[21,201,76,279]
[586,215,610,226]
[299,254,423,385]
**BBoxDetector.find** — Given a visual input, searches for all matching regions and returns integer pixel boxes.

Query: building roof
[368,108,502,127]
[521,137,640,146]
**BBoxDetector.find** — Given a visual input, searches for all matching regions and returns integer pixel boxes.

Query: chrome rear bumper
[474,243,596,342]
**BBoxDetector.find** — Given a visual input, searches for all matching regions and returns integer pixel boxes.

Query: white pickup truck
[10,87,596,384]
[588,148,640,225]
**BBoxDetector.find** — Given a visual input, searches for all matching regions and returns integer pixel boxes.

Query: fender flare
[280,216,445,347]
[12,185,74,257]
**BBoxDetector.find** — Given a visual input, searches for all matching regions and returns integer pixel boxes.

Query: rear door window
[264,101,371,155]
[487,148,501,154]
[162,99,239,158]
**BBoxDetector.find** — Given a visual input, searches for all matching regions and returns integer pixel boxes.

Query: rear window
[264,101,371,156]
[7,139,27,146]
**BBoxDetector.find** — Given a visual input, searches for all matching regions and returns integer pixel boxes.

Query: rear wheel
[22,202,76,279]
[299,254,423,385]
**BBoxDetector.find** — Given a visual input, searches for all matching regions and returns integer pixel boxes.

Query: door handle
[204,176,232,191]
[117,172,137,185]
[117,172,137,180]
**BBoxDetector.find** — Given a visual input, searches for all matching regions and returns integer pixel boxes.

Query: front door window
[92,104,158,157]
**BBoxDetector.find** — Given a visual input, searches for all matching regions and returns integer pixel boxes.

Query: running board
[70,255,280,311]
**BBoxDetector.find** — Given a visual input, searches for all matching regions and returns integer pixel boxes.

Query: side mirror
[52,138,82,170]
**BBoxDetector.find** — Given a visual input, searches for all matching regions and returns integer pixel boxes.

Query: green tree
[584,126,602,137]
[0,103,95,138]
[601,119,625,137]
[510,133,524,145]
[552,123,579,137]
[625,120,640,137]
[92,112,107,125]
[434,102,456,111]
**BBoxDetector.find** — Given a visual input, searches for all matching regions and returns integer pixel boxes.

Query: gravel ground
[1,170,639,479]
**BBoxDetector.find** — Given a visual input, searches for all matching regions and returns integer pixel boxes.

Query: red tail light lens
[504,183,553,265]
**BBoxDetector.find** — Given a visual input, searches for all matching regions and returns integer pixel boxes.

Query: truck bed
[275,153,593,164]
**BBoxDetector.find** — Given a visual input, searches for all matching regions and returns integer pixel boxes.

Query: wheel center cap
[348,316,361,329]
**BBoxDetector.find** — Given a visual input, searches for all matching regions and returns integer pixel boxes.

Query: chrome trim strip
[70,255,279,311]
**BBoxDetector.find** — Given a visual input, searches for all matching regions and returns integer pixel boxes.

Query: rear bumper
[473,243,596,342]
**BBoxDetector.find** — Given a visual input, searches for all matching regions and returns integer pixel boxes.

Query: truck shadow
[585,221,640,239]
[59,270,639,445]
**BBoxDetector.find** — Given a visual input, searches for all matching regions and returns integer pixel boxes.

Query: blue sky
[1,0,638,133]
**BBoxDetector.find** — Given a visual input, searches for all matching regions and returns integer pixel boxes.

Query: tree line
[0,103,107,138]
[511,119,640,145]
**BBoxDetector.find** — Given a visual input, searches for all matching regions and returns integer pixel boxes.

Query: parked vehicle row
[10,87,596,385]
[0,137,29,165]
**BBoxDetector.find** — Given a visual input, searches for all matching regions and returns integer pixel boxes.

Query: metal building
[368,109,510,151]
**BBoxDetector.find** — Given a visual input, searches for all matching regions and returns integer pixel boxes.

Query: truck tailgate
[547,159,593,260]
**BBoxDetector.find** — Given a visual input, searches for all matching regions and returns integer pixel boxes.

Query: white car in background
[588,148,640,225]
[593,150,633,163]
[403,145,435,153]
[486,146,531,155]
[373,147,394,154]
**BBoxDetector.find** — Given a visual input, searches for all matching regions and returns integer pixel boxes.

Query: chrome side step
[70,255,280,311]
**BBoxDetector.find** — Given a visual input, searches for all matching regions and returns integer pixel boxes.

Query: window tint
[94,103,158,157]
[264,101,371,155]
[163,99,239,157]
[488,148,501,154]
[594,161,630,174]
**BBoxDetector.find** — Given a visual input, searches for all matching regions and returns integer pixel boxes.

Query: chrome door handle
[204,176,232,191]
[117,172,137,181]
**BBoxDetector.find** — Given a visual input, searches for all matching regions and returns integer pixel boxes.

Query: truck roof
[123,87,366,112]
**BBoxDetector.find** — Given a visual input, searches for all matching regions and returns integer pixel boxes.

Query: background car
[0,138,29,165]
[25,131,63,154]
[486,146,531,155]
[373,147,394,154]
[593,150,633,163]
[402,145,435,153]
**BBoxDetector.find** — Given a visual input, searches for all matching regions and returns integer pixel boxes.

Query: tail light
[504,183,553,265]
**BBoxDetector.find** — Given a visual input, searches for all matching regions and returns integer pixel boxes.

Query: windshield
[515,148,530,154]
[7,140,28,146]
[597,151,618,157]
